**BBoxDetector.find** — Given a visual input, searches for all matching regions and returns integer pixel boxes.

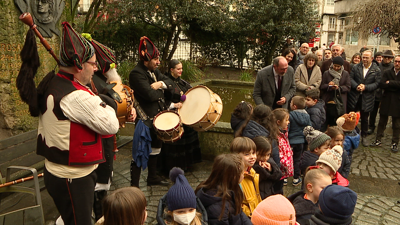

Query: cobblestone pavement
[109,128,400,225]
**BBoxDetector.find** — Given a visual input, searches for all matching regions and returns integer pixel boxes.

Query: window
[326,0,334,6]
[346,30,358,45]
[329,17,336,29]
[367,33,391,46]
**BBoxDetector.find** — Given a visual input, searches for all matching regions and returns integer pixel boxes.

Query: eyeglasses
[86,61,98,68]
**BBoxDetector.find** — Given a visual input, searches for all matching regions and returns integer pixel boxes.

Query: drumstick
[0,173,44,188]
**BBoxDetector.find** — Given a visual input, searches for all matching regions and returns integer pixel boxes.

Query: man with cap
[129,36,174,187]
[371,55,400,153]
[320,44,351,75]
[253,56,296,109]
[368,50,395,135]
[37,22,120,225]
[309,185,357,225]
[348,50,381,147]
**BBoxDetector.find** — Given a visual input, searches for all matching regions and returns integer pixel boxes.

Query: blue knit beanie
[166,167,197,211]
[319,185,357,220]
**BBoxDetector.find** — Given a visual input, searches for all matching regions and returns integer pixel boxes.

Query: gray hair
[331,44,342,50]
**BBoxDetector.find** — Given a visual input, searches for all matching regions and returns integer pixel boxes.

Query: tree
[352,0,400,47]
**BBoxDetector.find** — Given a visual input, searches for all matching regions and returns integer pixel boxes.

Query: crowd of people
[20,18,399,224]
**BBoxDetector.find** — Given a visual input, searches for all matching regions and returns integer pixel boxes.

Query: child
[325,126,351,178]
[336,112,360,164]
[272,108,293,187]
[288,168,332,224]
[252,136,282,199]
[305,88,326,131]
[230,137,262,218]
[309,185,357,225]
[96,187,147,225]
[288,96,312,186]
[316,145,349,187]
[251,195,297,225]
[300,126,331,175]
[157,167,205,225]
[231,101,253,136]
[195,154,252,225]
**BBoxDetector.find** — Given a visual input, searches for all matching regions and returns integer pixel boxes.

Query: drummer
[160,59,202,175]
[129,36,174,187]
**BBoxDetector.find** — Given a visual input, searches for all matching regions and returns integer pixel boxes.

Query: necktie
[278,75,282,91]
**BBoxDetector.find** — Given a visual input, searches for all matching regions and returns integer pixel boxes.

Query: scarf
[328,64,343,85]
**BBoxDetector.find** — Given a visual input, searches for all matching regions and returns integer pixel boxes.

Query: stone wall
[0,0,60,139]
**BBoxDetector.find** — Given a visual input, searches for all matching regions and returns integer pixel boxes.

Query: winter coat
[379,66,400,117]
[252,158,282,200]
[343,129,360,157]
[242,120,280,168]
[156,194,208,225]
[240,168,262,217]
[332,172,349,187]
[300,151,319,176]
[309,211,352,225]
[375,62,394,100]
[294,64,322,97]
[306,100,326,131]
[196,188,252,225]
[347,62,381,113]
[289,109,312,144]
[320,58,351,75]
[288,191,319,225]
[320,70,351,113]
[278,130,293,179]
[338,149,351,179]
[230,114,246,135]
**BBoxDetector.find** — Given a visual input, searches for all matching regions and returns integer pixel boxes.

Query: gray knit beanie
[303,126,331,151]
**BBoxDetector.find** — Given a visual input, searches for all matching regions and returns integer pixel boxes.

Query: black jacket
[300,151,319,175]
[129,61,174,119]
[338,149,351,179]
[347,62,381,112]
[306,100,326,131]
[230,114,246,136]
[309,211,352,225]
[252,158,282,199]
[379,66,400,117]
[288,191,319,225]
[375,62,393,100]
[196,188,252,225]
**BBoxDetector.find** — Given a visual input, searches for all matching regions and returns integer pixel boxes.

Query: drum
[153,110,184,143]
[110,81,134,128]
[179,85,223,131]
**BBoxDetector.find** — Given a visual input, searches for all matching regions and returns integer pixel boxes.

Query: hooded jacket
[289,109,312,144]
[240,168,262,217]
[306,100,326,131]
[196,188,252,225]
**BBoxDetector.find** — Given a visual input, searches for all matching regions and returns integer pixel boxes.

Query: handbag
[326,89,345,119]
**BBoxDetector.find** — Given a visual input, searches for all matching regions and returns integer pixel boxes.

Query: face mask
[173,210,196,225]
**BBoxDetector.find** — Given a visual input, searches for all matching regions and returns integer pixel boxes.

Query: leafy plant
[239,68,255,82]
[181,60,205,82]
[117,60,137,85]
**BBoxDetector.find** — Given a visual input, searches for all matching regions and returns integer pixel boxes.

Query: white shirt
[363,64,371,78]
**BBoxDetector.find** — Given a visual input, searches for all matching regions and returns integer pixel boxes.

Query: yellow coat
[240,167,262,217]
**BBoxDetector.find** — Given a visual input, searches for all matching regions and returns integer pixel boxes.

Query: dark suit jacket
[379,66,400,116]
[253,65,296,109]
[129,61,174,119]
[321,58,351,75]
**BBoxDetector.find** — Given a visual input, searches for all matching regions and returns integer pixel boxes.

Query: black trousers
[376,115,400,145]
[44,167,96,225]
[291,143,304,179]
[350,96,369,137]
[368,101,380,129]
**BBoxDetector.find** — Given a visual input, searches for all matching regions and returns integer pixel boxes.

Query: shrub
[117,60,137,85]
[181,60,205,82]
[239,68,255,82]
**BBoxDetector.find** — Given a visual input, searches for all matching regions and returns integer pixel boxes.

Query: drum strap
[134,101,149,121]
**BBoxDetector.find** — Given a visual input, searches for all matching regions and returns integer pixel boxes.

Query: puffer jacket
[289,109,312,144]
[348,62,381,112]
[343,129,360,163]
[242,120,280,168]
[196,188,252,225]
[240,168,262,218]
[306,100,326,131]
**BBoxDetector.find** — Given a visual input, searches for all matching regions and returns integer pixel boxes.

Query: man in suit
[321,44,351,75]
[129,36,174,187]
[347,50,381,146]
[371,55,400,153]
[253,56,296,109]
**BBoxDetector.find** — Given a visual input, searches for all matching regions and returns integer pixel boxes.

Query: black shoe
[370,140,382,147]
[391,143,398,153]
[147,177,169,186]
[367,128,375,135]
[362,138,369,147]
[146,155,169,186]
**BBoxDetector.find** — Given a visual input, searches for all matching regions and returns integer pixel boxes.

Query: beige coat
[294,64,322,97]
